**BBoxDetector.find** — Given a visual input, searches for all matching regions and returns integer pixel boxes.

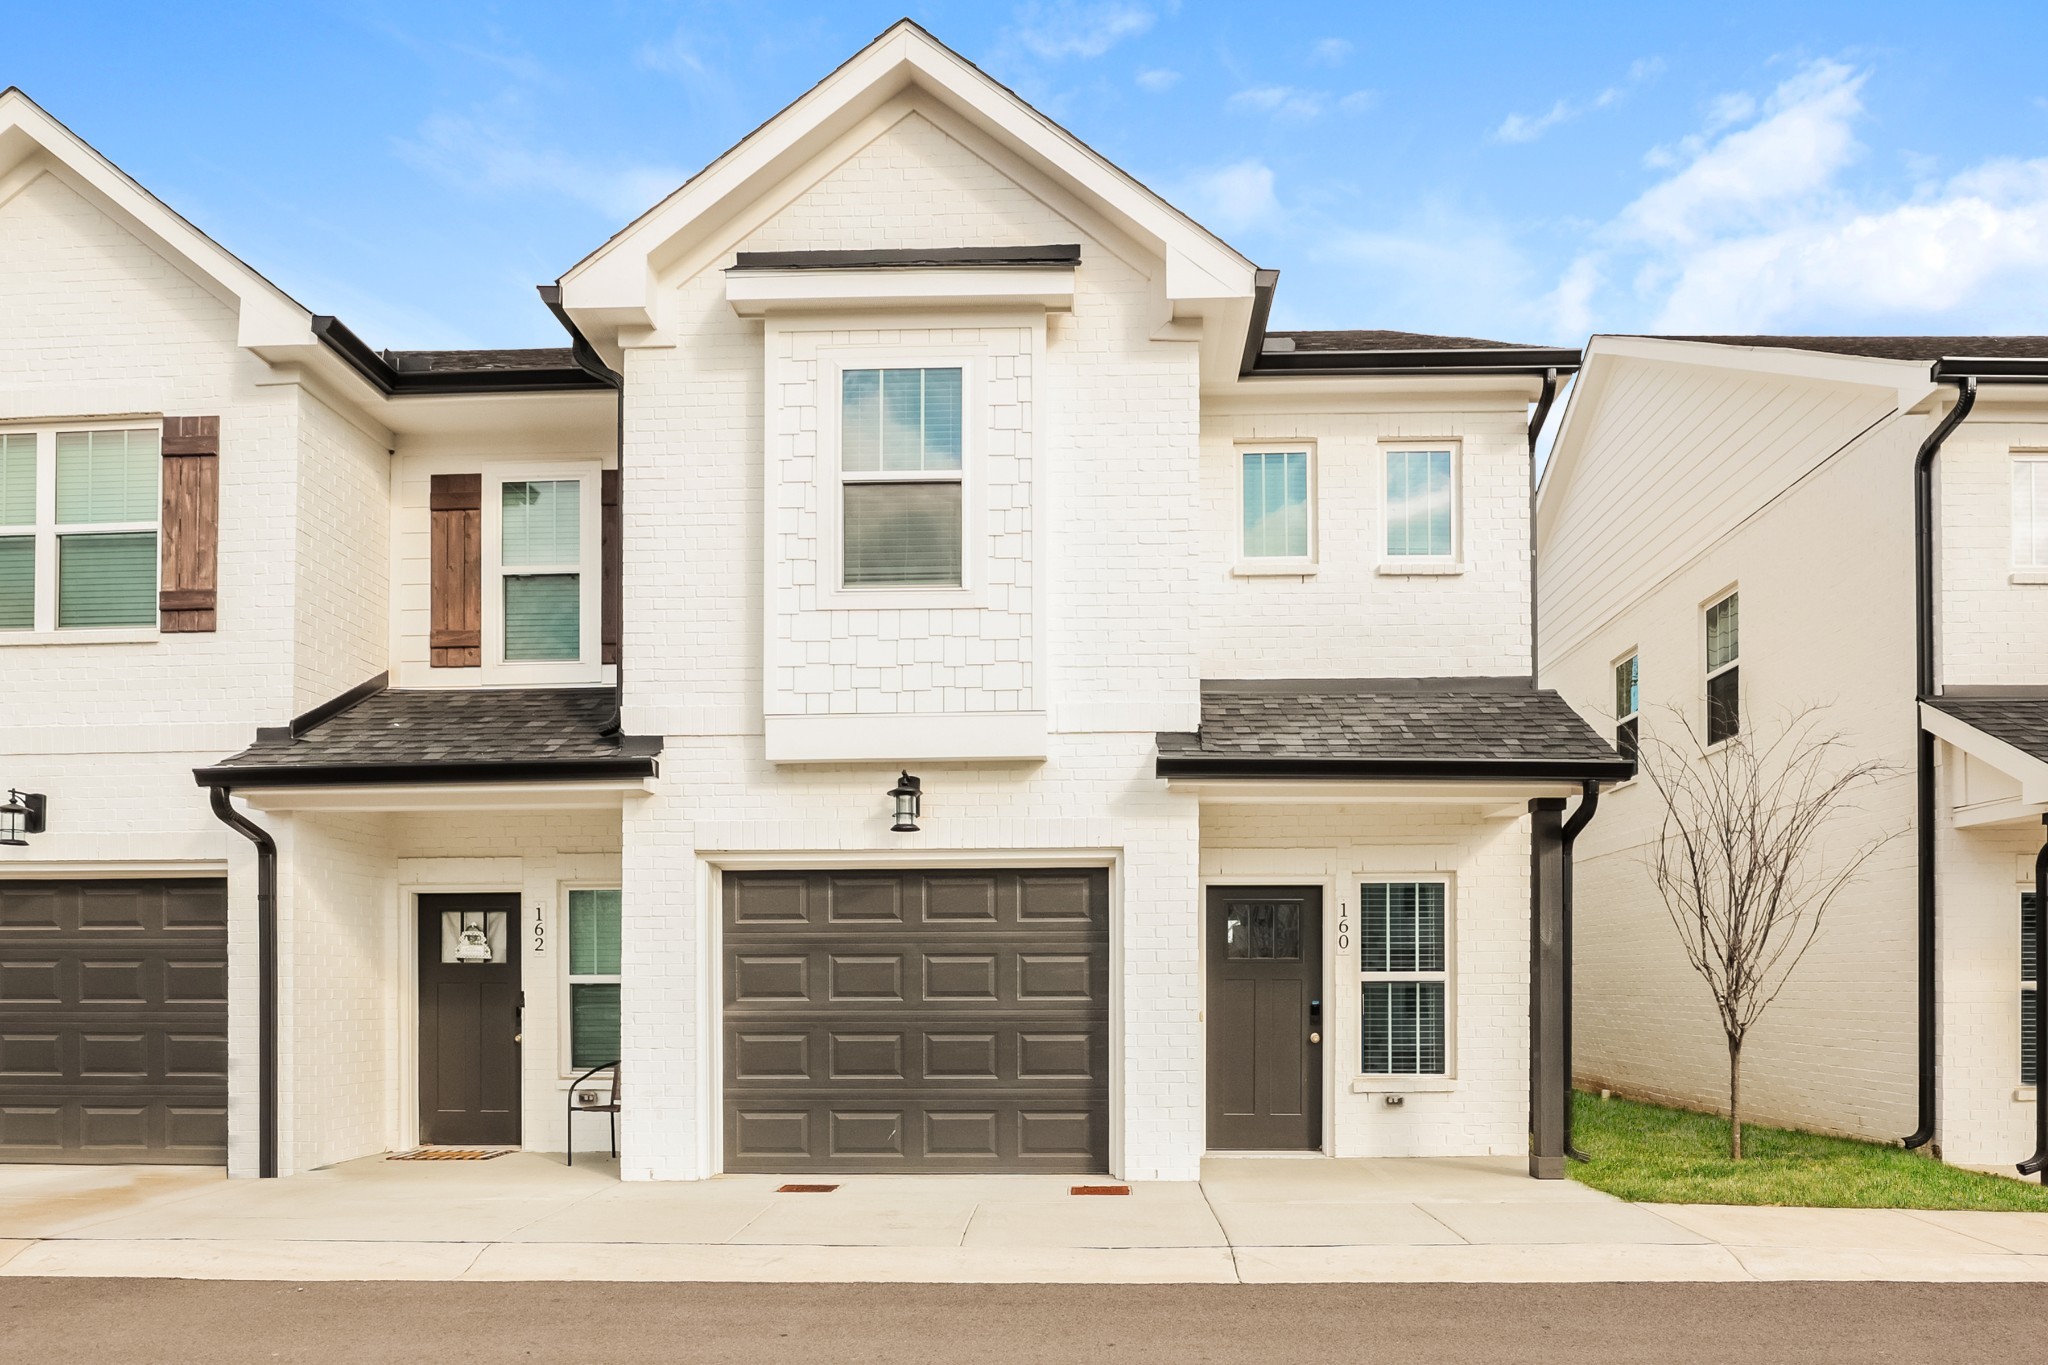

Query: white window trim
[816,348,986,611]
[1355,873,1456,1081]
[0,417,161,640]
[2014,453,2048,573]
[1378,442,1462,571]
[1703,587,1740,749]
[1613,648,1640,786]
[560,884,622,1080]
[1234,442,1318,574]
[480,460,604,686]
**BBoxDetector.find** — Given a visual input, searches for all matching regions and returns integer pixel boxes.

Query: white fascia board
[0,91,313,351]
[1165,777,1584,807]
[556,23,1254,335]
[764,711,1049,763]
[726,267,1075,318]
[1921,703,2048,805]
[239,781,647,813]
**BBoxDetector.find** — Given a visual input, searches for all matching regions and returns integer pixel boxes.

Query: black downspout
[207,786,278,1179]
[1560,777,1599,1162]
[2020,816,2048,1181]
[1527,368,1560,684]
[1904,377,1978,1151]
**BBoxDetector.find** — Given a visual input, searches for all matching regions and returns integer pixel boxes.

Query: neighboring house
[1538,333,2048,1170]
[0,21,1625,1184]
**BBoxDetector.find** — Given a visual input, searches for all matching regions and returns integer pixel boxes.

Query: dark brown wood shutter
[159,416,219,632]
[602,468,621,666]
[429,473,482,667]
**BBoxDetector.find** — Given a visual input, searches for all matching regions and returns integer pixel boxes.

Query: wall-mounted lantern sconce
[888,772,922,833]
[0,791,47,848]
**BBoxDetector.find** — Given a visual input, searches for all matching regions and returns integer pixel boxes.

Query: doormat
[777,1183,840,1193]
[1071,1184,1131,1196]
[387,1148,514,1162]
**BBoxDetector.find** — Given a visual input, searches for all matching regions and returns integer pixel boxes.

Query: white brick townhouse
[1539,334,2048,1173]
[0,22,1626,1184]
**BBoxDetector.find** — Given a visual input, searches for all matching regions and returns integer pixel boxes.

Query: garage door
[723,868,1108,1173]
[0,880,230,1164]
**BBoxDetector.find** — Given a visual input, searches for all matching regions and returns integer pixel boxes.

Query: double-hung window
[2025,892,2040,1087]
[1240,449,1312,563]
[839,366,964,588]
[1384,448,1455,560]
[2015,457,2048,570]
[1360,880,1449,1075]
[481,466,601,678]
[566,889,622,1071]
[0,423,160,634]
[1705,591,1740,746]
[1614,653,1640,765]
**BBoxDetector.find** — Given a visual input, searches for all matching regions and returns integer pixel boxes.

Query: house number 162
[532,905,546,954]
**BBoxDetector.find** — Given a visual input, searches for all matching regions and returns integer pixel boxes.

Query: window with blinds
[1359,880,1449,1075]
[568,889,622,1071]
[0,424,159,633]
[840,366,965,587]
[2016,458,2048,570]
[1614,653,1640,765]
[1240,450,1311,559]
[2025,892,2040,1087]
[1706,591,1740,745]
[1385,448,1454,558]
[500,479,581,662]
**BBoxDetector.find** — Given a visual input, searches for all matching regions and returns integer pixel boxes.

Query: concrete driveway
[4,1154,2048,1283]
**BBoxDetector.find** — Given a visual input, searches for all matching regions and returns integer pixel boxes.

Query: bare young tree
[1641,706,1900,1158]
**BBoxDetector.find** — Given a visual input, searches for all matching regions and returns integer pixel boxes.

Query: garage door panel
[724,868,1108,1174]
[1,880,228,1165]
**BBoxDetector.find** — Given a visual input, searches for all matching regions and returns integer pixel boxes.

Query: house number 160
[1336,901,1350,953]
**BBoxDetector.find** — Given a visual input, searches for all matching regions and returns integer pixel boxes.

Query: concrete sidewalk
[5,1154,2048,1283]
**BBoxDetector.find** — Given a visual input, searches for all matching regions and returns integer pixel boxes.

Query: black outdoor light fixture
[888,771,922,833]
[0,790,48,847]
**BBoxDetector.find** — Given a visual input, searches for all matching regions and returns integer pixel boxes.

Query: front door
[417,893,522,1146]
[1206,886,1322,1151]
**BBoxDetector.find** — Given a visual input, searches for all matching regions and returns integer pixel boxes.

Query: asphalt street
[5,1279,2048,1363]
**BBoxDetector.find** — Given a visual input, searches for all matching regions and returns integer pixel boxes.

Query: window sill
[1351,1075,1457,1094]
[2017,1087,2037,1104]
[0,627,160,646]
[1376,561,1465,577]
[2011,571,2048,586]
[1232,561,1319,578]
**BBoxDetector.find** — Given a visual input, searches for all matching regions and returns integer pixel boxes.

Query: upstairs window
[1360,880,1449,1076]
[500,479,582,662]
[470,464,601,680]
[840,367,963,588]
[2015,456,2048,570]
[1385,448,1454,559]
[1614,653,1640,764]
[1240,449,1312,561]
[1706,590,1740,746]
[0,423,160,633]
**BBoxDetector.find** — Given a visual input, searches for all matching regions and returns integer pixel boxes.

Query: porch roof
[1155,677,1632,782]
[195,683,661,788]
[1924,693,2048,765]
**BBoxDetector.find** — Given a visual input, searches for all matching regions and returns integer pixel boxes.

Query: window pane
[2026,987,2039,1088]
[842,369,881,473]
[570,889,622,976]
[1617,716,1640,766]
[1361,882,1445,973]
[1707,593,1740,669]
[1363,981,1446,1075]
[58,532,155,627]
[571,983,622,1069]
[0,535,32,629]
[1614,656,1638,719]
[922,367,962,469]
[843,481,962,586]
[2017,462,2048,569]
[881,368,925,472]
[501,480,580,565]
[1241,451,1308,558]
[504,573,580,660]
[2024,893,2040,988]
[1707,668,1740,745]
[55,428,158,524]
[1387,450,1452,557]
[0,433,34,526]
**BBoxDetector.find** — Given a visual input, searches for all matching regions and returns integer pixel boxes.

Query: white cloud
[1493,57,1663,144]
[1010,2,1156,60]
[1136,66,1181,92]
[1228,85,1326,121]
[1309,37,1352,66]
[397,112,684,221]
[1179,159,1278,235]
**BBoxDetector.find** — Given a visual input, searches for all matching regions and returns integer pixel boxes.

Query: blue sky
[11,2,2048,349]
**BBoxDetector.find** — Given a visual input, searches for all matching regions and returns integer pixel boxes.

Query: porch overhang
[1921,694,2048,826]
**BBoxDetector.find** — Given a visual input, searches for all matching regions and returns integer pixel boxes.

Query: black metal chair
[566,1060,620,1167]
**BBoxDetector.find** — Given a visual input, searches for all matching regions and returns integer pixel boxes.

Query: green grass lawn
[1568,1090,2048,1211]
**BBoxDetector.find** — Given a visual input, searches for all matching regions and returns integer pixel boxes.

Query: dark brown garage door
[723,868,1108,1173]
[0,880,230,1164]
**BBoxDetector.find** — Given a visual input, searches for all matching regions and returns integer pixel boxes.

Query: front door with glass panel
[417,893,522,1146]
[1206,886,1323,1150]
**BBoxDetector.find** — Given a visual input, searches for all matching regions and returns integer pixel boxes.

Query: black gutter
[206,787,277,1179]
[1904,377,1977,1151]
[731,244,1081,271]
[1527,367,1561,684]
[1932,358,2048,382]
[192,755,660,790]
[1560,778,1600,1163]
[1154,754,1635,783]
[1238,269,1281,378]
[2022,816,2048,1182]
[311,316,611,396]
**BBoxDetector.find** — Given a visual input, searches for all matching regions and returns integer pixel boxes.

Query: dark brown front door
[417,893,521,1146]
[1206,886,1322,1151]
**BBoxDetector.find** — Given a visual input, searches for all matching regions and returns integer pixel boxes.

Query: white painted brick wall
[1939,407,2048,687]
[291,389,390,708]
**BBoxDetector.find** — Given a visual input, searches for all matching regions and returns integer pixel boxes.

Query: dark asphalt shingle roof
[1648,335,2048,363]
[1157,678,1631,780]
[199,687,661,786]
[1268,329,1559,353]
[1924,694,2048,766]
[386,348,582,374]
